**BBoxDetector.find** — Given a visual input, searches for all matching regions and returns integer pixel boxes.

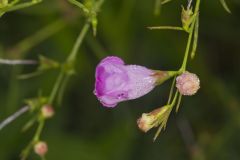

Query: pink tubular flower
[94,56,157,107]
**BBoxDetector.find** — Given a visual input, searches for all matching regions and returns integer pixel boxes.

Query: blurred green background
[0,0,240,159]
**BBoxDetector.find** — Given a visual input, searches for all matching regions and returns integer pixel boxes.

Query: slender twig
[180,0,200,71]
[191,14,199,59]
[21,1,105,159]
[68,0,89,14]
[49,0,104,104]
[148,26,184,31]
[219,0,231,14]
[161,0,173,5]
[49,22,90,104]
[187,0,193,10]
[154,0,162,15]
[67,23,90,62]
[175,94,182,112]
[0,106,29,131]
[0,59,37,65]
[3,0,42,13]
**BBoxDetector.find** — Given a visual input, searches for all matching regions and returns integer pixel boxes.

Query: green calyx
[181,5,194,32]
[153,70,179,86]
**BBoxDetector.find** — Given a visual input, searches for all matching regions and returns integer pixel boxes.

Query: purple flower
[94,56,157,107]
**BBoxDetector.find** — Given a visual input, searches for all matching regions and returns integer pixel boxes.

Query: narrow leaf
[161,0,172,5]
[191,15,199,59]
[153,123,164,141]
[175,94,182,112]
[167,76,176,104]
[18,71,42,80]
[219,0,231,13]
[21,117,37,132]
[148,26,184,31]
[68,0,89,14]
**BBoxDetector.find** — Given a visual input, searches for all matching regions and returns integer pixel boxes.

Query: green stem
[167,76,176,104]
[175,94,182,112]
[48,0,105,104]
[154,0,162,15]
[68,0,89,14]
[49,72,65,104]
[148,26,184,31]
[67,22,90,62]
[4,0,42,12]
[54,0,105,104]
[49,22,90,104]
[161,0,173,5]
[21,118,45,160]
[191,14,199,59]
[57,75,70,105]
[33,119,45,142]
[170,91,179,107]
[179,0,200,71]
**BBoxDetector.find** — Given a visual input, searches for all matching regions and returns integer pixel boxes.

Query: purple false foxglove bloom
[94,56,175,108]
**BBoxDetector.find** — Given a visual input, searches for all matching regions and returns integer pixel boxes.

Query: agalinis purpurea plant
[93,0,231,141]
[0,0,232,159]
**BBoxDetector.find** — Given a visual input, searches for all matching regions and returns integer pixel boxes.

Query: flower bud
[41,105,54,118]
[176,71,200,96]
[181,6,193,31]
[34,141,48,157]
[153,70,177,85]
[137,107,168,132]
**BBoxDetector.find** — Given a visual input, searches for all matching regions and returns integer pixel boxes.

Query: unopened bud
[41,105,54,118]
[181,6,193,31]
[176,71,200,96]
[34,141,48,157]
[137,107,168,132]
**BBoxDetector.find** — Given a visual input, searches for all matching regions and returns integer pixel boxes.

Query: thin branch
[167,76,176,104]
[187,0,193,10]
[0,59,37,65]
[0,106,29,131]
[4,0,42,12]
[219,0,231,14]
[68,0,89,14]
[161,0,173,5]
[148,26,184,31]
